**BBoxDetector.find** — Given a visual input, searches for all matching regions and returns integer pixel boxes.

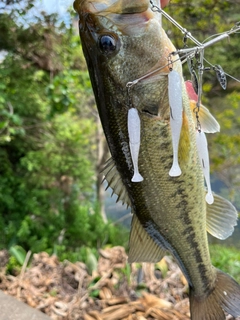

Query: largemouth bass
[74,0,240,319]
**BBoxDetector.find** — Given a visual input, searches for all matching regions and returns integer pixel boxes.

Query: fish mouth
[74,0,150,15]
[74,0,156,36]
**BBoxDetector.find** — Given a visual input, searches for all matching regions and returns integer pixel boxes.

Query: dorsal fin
[102,157,131,207]
[128,214,166,263]
[206,193,238,240]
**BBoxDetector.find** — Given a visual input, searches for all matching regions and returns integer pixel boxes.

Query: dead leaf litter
[0,247,237,320]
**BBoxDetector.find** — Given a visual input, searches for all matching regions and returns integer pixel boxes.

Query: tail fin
[190,269,240,320]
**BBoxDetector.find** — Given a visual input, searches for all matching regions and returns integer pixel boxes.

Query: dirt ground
[0,247,237,320]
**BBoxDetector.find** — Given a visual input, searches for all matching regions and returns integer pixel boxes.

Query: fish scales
[134,111,213,295]
[74,0,240,319]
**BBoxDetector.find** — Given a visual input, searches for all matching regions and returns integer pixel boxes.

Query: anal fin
[128,214,166,263]
[206,192,238,240]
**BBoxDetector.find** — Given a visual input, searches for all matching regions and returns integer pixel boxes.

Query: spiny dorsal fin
[102,157,131,207]
[206,192,238,240]
[128,214,166,263]
[189,100,220,133]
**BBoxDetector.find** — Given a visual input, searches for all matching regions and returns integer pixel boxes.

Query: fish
[73,0,240,319]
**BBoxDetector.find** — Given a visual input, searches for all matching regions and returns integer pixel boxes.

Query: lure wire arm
[149,0,202,46]
[150,0,240,54]
[147,1,240,202]
[149,0,240,87]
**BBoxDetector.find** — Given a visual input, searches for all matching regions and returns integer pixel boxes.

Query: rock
[0,290,51,320]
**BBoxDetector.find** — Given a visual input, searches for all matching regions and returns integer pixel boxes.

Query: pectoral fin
[186,80,220,133]
[206,193,238,240]
[189,100,220,133]
[102,158,131,207]
[128,214,166,263]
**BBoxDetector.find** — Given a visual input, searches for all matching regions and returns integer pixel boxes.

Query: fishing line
[149,0,202,46]
[203,57,240,84]
[126,53,191,88]
[149,0,240,88]
[182,54,240,85]
[150,0,240,48]
[202,32,230,45]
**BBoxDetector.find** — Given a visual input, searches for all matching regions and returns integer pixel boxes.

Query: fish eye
[98,35,117,54]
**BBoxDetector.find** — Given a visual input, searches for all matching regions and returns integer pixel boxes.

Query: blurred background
[0,0,240,272]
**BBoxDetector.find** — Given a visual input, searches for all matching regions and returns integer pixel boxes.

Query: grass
[210,244,240,283]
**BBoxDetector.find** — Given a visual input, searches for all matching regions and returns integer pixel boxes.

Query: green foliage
[47,69,93,117]
[85,247,98,275]
[56,203,129,262]
[0,1,104,260]
[120,263,131,285]
[6,256,21,275]
[9,245,27,265]
[155,258,169,279]
[88,276,101,298]
[210,245,240,283]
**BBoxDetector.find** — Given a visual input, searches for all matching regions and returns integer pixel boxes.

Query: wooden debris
[0,248,238,320]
